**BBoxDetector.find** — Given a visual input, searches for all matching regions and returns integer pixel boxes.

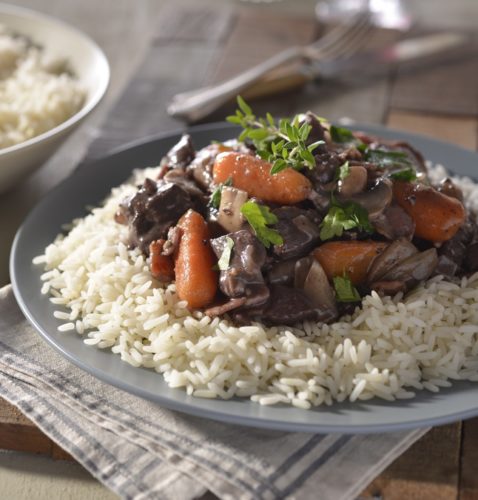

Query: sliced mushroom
[338,165,367,197]
[295,258,338,323]
[217,186,248,233]
[294,256,313,289]
[381,248,438,288]
[336,178,393,217]
[367,239,418,284]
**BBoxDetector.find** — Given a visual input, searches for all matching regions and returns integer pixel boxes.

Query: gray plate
[10,122,478,434]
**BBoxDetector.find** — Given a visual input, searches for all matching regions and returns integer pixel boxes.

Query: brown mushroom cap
[336,178,393,218]
[338,165,367,197]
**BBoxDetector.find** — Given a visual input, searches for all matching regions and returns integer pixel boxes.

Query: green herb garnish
[227,96,324,175]
[390,167,417,182]
[330,125,361,145]
[319,200,373,241]
[240,200,283,248]
[365,149,412,168]
[333,275,361,302]
[335,161,350,182]
[209,177,233,209]
[217,236,234,271]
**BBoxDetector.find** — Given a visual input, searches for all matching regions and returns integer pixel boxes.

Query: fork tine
[320,18,373,59]
[309,11,371,53]
[308,13,372,60]
[328,21,373,59]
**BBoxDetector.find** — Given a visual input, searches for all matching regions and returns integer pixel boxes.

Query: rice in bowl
[0,23,85,149]
[34,164,478,409]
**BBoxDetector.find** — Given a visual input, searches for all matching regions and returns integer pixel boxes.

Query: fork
[167,11,372,122]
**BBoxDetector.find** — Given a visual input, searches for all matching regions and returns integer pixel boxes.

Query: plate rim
[10,120,478,434]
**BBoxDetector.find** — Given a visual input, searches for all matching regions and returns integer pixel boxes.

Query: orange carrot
[149,239,175,282]
[393,181,466,243]
[213,152,311,205]
[313,241,388,285]
[174,210,218,308]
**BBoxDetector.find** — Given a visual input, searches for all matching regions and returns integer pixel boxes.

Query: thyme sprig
[226,96,324,175]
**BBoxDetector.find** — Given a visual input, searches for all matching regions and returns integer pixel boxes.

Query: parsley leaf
[209,177,233,209]
[240,200,283,248]
[217,236,234,271]
[330,125,361,145]
[319,200,373,241]
[333,275,361,302]
[390,167,417,182]
[365,149,412,168]
[335,161,350,182]
[227,97,324,175]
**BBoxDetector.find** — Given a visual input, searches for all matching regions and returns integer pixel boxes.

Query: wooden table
[2,1,478,498]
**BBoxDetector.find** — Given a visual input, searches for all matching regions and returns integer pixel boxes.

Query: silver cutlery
[167,11,372,122]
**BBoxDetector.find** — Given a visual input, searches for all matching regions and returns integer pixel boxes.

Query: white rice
[0,24,85,149]
[35,165,478,407]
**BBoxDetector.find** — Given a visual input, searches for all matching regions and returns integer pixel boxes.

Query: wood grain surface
[2,1,478,498]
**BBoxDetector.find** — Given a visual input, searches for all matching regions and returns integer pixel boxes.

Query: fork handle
[167,46,302,122]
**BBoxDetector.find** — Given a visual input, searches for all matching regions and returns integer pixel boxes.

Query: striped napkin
[0,284,427,500]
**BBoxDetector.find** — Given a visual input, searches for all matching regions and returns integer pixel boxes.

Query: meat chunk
[162,168,207,202]
[161,134,195,169]
[210,230,269,308]
[438,216,477,274]
[435,255,458,277]
[261,286,320,324]
[267,260,296,286]
[298,112,327,149]
[272,207,321,260]
[465,242,478,272]
[241,285,332,326]
[370,204,415,241]
[117,178,196,254]
[187,143,221,190]
[437,177,464,201]
[370,280,406,296]
[306,151,342,185]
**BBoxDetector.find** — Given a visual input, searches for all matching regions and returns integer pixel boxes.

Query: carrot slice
[213,152,311,205]
[174,210,218,308]
[149,239,175,282]
[313,241,388,285]
[393,181,466,243]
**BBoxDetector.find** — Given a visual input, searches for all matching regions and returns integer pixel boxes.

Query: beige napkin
[0,284,427,500]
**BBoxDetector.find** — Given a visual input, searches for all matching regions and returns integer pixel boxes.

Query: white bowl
[0,3,110,193]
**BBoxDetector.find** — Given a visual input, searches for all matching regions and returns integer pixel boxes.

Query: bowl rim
[0,2,110,157]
